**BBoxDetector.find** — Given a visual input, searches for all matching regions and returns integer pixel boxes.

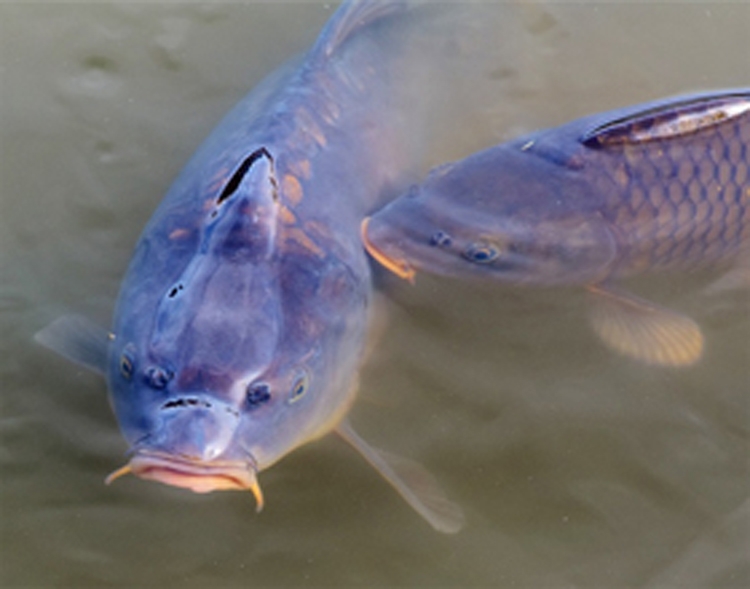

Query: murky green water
[2,2,748,587]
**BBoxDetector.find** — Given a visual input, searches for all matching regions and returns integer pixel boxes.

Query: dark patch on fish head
[206,148,279,264]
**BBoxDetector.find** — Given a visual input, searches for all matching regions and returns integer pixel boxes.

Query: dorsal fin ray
[313,0,408,60]
[581,89,750,147]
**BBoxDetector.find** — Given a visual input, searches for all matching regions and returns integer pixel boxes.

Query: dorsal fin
[581,90,750,148]
[313,0,408,59]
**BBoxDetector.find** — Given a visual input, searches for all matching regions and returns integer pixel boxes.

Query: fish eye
[144,365,173,390]
[119,346,136,380]
[463,242,500,264]
[288,372,309,404]
[245,382,271,409]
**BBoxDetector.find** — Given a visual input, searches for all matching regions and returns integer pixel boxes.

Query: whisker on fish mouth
[104,451,265,511]
[104,463,133,485]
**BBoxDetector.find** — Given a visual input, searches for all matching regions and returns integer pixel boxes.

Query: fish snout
[105,394,265,508]
[151,394,241,462]
[361,216,415,282]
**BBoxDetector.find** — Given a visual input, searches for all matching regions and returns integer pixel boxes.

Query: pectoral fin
[586,285,704,367]
[34,314,111,375]
[336,419,464,534]
[703,250,750,295]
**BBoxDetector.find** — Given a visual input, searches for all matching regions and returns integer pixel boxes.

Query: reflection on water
[1,2,748,587]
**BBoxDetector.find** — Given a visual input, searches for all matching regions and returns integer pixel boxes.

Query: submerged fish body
[36,0,463,533]
[363,90,750,366]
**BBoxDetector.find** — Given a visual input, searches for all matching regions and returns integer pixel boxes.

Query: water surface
[1,2,748,587]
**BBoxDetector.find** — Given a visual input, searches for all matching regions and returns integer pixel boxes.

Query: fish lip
[134,450,254,485]
[106,449,265,510]
[360,217,415,283]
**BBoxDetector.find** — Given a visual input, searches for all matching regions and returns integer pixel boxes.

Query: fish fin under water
[362,292,392,364]
[335,419,464,534]
[702,250,750,296]
[694,255,750,318]
[314,0,408,59]
[586,284,704,367]
[34,314,111,375]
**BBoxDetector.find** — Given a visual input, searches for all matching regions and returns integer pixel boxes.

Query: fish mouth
[105,450,264,511]
[360,217,415,283]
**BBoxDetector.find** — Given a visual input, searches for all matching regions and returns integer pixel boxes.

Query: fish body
[36,0,463,533]
[363,90,750,365]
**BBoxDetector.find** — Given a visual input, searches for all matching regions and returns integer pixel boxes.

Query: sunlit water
[1,2,748,587]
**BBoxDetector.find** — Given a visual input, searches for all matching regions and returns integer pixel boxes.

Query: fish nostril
[161,397,212,411]
[429,231,452,248]
[167,283,184,299]
[245,382,271,409]
[145,366,174,389]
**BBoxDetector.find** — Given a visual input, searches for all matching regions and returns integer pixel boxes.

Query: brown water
[1,2,748,587]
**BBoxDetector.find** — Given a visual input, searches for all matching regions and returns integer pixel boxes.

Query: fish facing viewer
[35,0,463,533]
[363,90,750,366]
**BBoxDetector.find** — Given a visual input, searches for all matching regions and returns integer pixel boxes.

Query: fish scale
[594,108,749,274]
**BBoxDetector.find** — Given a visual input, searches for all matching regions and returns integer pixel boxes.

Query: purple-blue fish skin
[363,90,749,366]
[107,1,410,498]
[364,89,749,285]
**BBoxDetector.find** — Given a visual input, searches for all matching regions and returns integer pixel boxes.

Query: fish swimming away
[35,0,464,533]
[362,90,750,366]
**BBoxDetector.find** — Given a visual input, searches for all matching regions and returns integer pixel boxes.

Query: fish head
[104,259,283,505]
[106,152,369,504]
[364,145,617,286]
